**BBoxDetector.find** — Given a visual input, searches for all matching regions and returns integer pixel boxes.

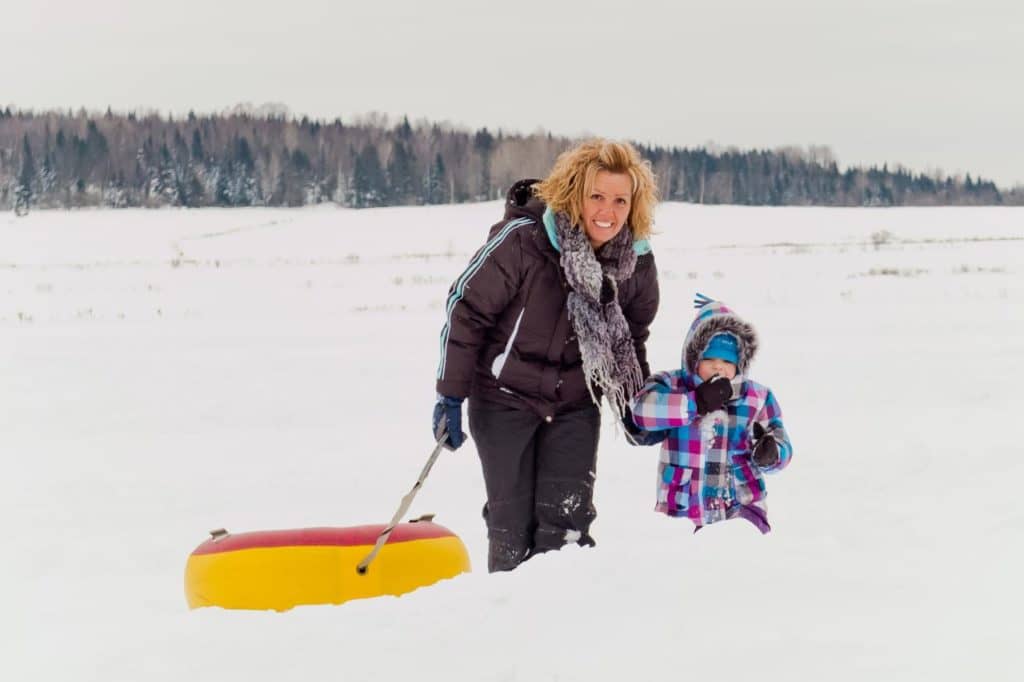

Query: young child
[629,293,792,533]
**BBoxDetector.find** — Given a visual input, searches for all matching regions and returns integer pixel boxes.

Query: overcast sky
[4,0,1022,187]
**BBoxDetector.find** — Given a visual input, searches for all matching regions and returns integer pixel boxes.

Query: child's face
[697,358,737,381]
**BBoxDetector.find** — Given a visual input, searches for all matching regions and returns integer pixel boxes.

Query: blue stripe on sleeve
[437,217,531,380]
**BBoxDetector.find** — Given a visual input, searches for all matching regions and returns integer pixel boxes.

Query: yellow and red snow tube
[185,521,470,611]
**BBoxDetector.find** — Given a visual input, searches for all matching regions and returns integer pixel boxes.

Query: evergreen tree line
[1,106,1019,214]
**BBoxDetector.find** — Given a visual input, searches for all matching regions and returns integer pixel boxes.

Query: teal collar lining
[542,207,651,255]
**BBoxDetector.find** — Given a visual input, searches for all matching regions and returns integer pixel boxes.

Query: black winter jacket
[436,179,659,419]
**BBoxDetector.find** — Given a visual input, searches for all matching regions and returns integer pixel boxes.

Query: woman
[432,139,660,572]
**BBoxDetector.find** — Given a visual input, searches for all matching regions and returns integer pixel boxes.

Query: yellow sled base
[185,521,470,611]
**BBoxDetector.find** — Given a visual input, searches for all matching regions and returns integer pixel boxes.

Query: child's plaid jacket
[630,295,793,532]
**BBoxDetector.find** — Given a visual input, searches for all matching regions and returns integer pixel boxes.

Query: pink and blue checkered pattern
[631,369,792,531]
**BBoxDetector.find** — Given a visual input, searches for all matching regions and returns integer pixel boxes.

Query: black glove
[751,422,780,467]
[432,395,466,450]
[694,375,732,414]
[621,407,668,447]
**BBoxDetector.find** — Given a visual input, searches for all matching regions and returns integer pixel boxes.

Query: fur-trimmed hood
[683,294,759,375]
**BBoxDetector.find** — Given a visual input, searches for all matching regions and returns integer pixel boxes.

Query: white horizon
[2,0,1022,188]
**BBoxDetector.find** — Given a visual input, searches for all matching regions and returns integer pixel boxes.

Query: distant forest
[2,105,1020,214]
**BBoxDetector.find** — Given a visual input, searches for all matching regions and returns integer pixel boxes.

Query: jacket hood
[683,294,758,375]
[504,178,546,221]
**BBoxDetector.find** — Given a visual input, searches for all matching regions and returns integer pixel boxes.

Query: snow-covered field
[2,202,1021,681]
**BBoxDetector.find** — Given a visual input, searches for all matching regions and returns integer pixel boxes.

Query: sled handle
[356,432,448,575]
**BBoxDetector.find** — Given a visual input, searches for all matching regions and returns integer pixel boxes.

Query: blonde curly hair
[533,139,658,240]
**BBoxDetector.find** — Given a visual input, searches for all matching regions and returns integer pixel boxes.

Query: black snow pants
[467,397,601,573]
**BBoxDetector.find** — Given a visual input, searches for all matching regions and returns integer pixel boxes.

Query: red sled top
[190,521,456,556]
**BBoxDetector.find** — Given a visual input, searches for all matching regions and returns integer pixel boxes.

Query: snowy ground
[2,202,1021,681]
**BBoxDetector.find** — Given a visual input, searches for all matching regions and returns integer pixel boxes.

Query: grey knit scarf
[555,211,644,418]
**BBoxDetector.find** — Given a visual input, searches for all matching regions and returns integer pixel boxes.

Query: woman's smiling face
[581,170,632,249]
